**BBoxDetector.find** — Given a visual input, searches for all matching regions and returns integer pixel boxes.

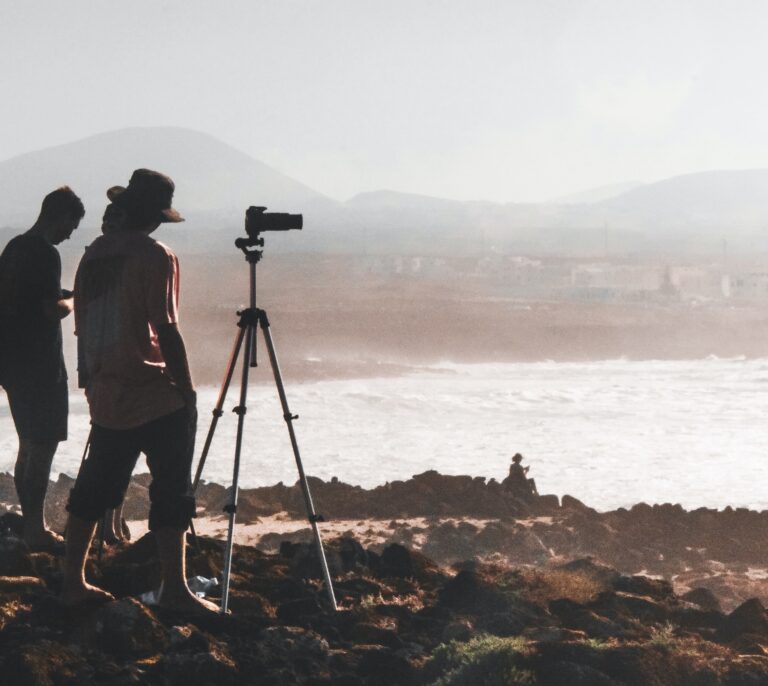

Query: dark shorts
[5,379,68,443]
[67,406,197,531]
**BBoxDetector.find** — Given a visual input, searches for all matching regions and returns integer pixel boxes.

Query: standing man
[61,169,215,612]
[0,187,84,550]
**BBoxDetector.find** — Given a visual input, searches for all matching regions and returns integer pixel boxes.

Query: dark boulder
[720,598,768,641]
[561,495,593,512]
[0,536,34,576]
[1,640,84,686]
[681,587,721,612]
[537,660,616,686]
[377,543,437,580]
[612,576,674,601]
[355,645,416,686]
[0,511,24,536]
[277,596,324,625]
[72,598,169,657]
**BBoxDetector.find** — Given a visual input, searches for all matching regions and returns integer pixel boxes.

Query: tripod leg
[189,324,247,551]
[249,256,258,368]
[65,429,92,538]
[258,310,338,611]
[220,322,255,614]
[192,325,247,493]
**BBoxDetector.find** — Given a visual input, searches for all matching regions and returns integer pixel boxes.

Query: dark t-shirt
[0,234,66,387]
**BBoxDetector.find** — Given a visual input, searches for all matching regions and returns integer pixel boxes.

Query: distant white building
[353,255,450,277]
[570,263,663,292]
[731,273,768,300]
[669,266,728,299]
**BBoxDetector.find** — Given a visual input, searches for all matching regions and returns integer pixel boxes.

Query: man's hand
[42,294,73,320]
[156,323,196,407]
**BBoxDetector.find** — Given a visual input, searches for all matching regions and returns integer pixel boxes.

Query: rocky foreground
[3,516,768,685]
[4,471,768,683]
[64,469,768,611]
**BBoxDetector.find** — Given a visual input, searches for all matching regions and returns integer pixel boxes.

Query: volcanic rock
[161,624,238,686]
[720,598,768,641]
[377,543,437,580]
[681,586,722,612]
[277,596,324,625]
[0,536,34,577]
[355,645,417,686]
[2,640,85,686]
[72,598,169,657]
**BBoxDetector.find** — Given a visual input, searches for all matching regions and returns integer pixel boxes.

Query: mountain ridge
[0,126,330,227]
[3,129,768,255]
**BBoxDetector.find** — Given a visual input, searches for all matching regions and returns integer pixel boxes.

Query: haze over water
[1,357,767,512]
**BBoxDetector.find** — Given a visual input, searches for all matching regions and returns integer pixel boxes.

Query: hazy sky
[2,0,768,203]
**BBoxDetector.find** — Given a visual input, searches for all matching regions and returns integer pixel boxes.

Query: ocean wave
[1,357,768,510]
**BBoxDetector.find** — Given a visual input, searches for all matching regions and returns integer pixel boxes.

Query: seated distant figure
[503,453,538,501]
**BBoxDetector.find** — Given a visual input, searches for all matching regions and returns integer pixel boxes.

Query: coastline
[3,469,768,614]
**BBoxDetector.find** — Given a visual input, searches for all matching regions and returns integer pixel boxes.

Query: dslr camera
[245,206,303,237]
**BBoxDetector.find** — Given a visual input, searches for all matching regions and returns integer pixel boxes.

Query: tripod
[191,235,338,613]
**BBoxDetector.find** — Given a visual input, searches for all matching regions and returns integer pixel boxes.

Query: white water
[2,358,768,511]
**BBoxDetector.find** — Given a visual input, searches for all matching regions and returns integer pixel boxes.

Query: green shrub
[648,622,677,648]
[582,637,612,650]
[424,634,535,686]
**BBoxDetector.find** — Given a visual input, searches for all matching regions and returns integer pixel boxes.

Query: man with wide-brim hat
[107,168,185,224]
[61,168,217,613]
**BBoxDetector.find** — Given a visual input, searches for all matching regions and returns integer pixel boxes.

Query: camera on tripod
[195,201,338,612]
[245,206,303,236]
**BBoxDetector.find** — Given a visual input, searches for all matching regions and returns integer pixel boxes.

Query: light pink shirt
[74,231,184,429]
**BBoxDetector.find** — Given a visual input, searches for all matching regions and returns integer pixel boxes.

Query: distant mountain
[549,181,643,205]
[348,189,472,211]
[335,170,768,255]
[0,127,332,230]
[3,130,768,257]
[598,169,768,229]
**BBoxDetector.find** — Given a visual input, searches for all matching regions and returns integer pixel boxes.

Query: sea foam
[1,358,767,511]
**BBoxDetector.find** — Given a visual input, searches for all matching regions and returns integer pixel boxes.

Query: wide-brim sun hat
[107,168,184,223]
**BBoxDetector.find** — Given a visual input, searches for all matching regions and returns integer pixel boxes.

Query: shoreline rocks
[4,469,768,613]
[2,527,768,684]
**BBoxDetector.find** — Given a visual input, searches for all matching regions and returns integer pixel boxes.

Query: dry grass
[519,568,605,605]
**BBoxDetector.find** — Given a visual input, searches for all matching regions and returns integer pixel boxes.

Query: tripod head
[235,235,264,264]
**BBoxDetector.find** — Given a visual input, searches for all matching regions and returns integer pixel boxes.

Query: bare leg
[17,439,63,549]
[103,508,119,544]
[120,508,131,541]
[155,527,217,613]
[13,443,29,513]
[60,514,114,605]
[104,503,129,543]
[114,502,129,541]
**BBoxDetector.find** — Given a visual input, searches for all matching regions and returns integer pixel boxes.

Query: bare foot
[158,589,220,614]
[106,518,130,544]
[103,526,121,545]
[24,528,64,552]
[60,582,115,607]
